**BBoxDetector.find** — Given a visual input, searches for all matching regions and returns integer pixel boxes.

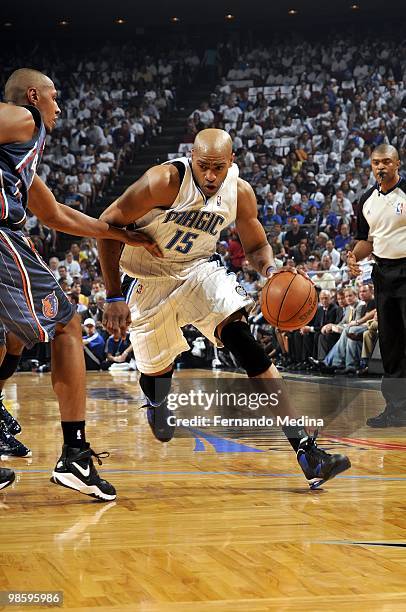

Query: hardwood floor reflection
[0,370,405,611]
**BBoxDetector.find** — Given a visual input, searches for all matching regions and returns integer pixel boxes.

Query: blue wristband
[265,265,277,277]
[105,297,126,303]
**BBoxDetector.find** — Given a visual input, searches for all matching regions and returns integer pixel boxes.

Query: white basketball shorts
[126,260,254,374]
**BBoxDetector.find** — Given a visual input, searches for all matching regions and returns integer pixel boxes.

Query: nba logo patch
[395,202,404,215]
[217,195,222,206]
[42,291,59,319]
[136,283,144,294]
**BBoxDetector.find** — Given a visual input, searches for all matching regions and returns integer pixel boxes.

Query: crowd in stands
[1,41,201,256]
[4,28,405,376]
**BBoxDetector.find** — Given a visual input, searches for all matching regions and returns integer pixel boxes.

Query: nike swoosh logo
[72,462,90,478]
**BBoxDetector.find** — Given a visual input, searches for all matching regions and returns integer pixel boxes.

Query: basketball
[261,270,318,331]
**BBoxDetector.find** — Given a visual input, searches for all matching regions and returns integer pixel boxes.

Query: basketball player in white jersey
[98,129,350,489]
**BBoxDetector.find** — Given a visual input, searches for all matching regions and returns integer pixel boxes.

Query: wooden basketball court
[1,369,405,611]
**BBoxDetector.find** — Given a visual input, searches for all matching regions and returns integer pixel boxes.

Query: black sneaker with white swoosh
[0,467,15,491]
[51,443,116,501]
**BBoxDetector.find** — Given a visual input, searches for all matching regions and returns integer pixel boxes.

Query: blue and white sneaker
[297,432,351,489]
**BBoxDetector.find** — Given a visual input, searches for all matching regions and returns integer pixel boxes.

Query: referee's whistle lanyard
[377,175,401,197]
[377,172,384,197]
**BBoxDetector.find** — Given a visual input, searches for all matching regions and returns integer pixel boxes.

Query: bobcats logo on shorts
[42,291,59,319]
[235,285,248,297]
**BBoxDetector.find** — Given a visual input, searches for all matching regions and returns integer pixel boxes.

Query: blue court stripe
[193,436,206,452]
[10,469,406,481]
[189,427,264,453]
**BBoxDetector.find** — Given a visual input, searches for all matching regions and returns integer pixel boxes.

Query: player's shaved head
[4,68,53,105]
[372,144,399,161]
[191,129,234,197]
[4,68,60,133]
[193,129,232,157]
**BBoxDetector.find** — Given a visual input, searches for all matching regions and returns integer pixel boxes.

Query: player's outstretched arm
[29,175,155,245]
[235,178,276,278]
[98,164,179,335]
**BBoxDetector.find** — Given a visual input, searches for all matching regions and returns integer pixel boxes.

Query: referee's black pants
[372,259,406,413]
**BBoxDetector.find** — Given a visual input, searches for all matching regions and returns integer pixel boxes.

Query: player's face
[371,153,400,183]
[192,152,233,197]
[37,85,61,133]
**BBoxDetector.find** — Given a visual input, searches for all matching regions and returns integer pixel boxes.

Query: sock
[282,425,308,452]
[0,353,21,381]
[61,421,86,448]
[139,370,173,407]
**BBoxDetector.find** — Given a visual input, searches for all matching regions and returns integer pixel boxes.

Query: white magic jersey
[120,157,239,280]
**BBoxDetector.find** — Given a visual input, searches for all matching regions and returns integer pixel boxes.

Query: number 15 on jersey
[165,230,199,254]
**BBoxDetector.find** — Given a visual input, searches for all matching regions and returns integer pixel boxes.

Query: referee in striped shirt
[348,144,406,427]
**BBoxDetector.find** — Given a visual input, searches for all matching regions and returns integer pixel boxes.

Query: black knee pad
[139,369,174,406]
[220,321,272,377]
[0,353,21,381]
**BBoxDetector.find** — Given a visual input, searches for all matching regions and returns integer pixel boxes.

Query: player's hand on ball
[266,267,284,278]
[123,230,163,258]
[103,302,131,337]
[270,265,314,284]
[347,251,361,277]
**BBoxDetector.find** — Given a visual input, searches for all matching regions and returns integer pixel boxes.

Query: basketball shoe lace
[299,429,330,465]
